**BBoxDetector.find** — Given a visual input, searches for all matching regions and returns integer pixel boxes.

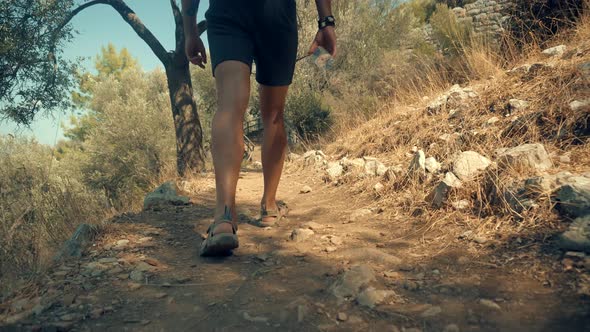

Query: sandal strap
[260,201,289,218]
[207,219,237,235]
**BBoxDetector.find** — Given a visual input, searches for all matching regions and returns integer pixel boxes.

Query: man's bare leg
[210,61,251,235]
[259,85,289,222]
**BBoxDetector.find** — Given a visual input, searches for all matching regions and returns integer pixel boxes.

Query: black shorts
[205,0,298,86]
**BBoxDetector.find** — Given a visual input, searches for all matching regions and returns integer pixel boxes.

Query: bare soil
[2,165,589,331]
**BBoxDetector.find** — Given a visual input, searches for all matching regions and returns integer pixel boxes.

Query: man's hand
[308,26,336,57]
[185,35,207,69]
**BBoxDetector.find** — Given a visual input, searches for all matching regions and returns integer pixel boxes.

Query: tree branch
[170,0,184,54]
[55,0,170,65]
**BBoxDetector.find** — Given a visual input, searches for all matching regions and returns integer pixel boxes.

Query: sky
[0,0,210,145]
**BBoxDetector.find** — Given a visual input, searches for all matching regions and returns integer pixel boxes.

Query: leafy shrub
[285,87,332,140]
[0,137,106,288]
[79,68,177,210]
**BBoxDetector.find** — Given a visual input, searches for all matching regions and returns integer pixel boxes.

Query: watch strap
[318,15,335,29]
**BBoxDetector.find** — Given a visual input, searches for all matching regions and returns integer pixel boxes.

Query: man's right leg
[210,60,251,235]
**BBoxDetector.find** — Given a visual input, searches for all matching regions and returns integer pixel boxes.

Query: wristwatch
[318,15,335,29]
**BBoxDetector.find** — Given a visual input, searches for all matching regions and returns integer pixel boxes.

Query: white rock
[439,134,451,142]
[420,305,442,318]
[452,151,491,181]
[290,228,315,242]
[376,163,389,177]
[303,150,317,159]
[408,150,426,174]
[451,200,470,210]
[424,157,441,174]
[374,182,385,193]
[143,181,189,210]
[300,185,312,194]
[444,172,463,188]
[349,209,372,222]
[331,265,376,300]
[325,162,344,181]
[541,45,566,58]
[508,99,529,112]
[486,116,500,125]
[251,161,263,169]
[330,236,343,246]
[479,299,501,310]
[356,287,395,308]
[341,157,365,171]
[364,158,388,177]
[496,143,553,172]
[570,99,590,112]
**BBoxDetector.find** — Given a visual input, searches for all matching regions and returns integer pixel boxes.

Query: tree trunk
[165,60,204,177]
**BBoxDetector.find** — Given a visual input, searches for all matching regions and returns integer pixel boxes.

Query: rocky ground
[1,155,589,331]
[1,40,590,332]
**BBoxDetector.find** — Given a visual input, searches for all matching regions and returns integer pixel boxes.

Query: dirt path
[4,165,590,331]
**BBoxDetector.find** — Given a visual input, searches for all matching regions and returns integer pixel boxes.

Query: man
[182,0,337,256]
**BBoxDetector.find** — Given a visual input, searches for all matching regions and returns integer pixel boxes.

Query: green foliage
[80,68,176,210]
[0,136,106,284]
[429,3,473,56]
[0,0,77,125]
[72,43,140,109]
[286,85,332,140]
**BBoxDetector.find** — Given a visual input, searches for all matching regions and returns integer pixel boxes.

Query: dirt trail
[3,165,590,331]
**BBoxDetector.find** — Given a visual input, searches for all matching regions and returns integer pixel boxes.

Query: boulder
[558,216,590,252]
[496,143,552,172]
[143,181,189,210]
[541,45,566,58]
[452,151,491,181]
[556,176,590,218]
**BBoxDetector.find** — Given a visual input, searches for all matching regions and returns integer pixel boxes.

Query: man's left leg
[259,85,289,223]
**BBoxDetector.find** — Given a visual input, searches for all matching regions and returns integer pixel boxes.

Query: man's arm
[309,0,337,57]
[315,0,332,19]
[181,0,207,68]
[182,0,200,37]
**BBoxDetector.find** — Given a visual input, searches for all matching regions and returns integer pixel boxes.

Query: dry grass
[324,13,590,237]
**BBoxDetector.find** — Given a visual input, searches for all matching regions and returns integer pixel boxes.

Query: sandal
[199,219,239,256]
[251,201,289,227]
